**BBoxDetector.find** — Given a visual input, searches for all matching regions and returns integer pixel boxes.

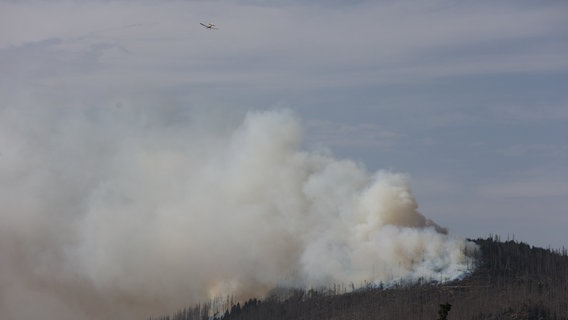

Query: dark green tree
[437,302,451,320]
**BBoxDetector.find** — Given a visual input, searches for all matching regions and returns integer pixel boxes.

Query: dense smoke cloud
[0,106,476,319]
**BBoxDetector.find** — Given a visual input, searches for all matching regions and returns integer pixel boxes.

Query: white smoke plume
[0,106,476,320]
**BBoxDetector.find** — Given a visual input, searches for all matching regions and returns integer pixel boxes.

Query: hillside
[151,237,568,320]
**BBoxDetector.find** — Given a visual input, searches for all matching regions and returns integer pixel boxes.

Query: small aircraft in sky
[200,22,218,30]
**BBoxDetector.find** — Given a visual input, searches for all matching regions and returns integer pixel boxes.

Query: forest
[149,236,568,320]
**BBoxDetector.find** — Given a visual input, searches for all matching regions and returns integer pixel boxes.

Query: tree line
[149,236,568,320]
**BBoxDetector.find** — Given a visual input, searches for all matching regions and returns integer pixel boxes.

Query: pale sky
[1,0,567,250]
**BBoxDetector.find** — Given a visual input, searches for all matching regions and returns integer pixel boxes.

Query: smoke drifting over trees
[0,107,476,319]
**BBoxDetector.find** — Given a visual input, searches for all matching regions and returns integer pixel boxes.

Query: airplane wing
[200,22,218,30]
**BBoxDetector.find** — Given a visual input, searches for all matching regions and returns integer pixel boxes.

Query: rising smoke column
[0,106,477,320]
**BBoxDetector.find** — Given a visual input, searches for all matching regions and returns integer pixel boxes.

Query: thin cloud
[500,144,568,158]
[0,38,119,81]
[2,0,567,93]
[477,166,568,198]
[305,120,400,149]
[492,104,568,122]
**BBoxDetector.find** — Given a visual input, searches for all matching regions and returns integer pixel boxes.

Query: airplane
[200,22,218,30]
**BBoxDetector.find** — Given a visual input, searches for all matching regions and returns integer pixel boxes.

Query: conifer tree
[437,302,451,320]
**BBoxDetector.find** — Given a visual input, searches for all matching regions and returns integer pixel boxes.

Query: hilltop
[151,237,568,320]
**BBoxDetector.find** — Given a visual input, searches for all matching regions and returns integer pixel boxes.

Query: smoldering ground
[0,106,476,319]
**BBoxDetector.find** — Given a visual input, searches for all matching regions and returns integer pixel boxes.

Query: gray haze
[1,0,566,249]
[1,0,567,318]
[0,107,475,319]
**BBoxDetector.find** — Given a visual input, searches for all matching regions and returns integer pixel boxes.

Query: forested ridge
[150,237,568,320]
